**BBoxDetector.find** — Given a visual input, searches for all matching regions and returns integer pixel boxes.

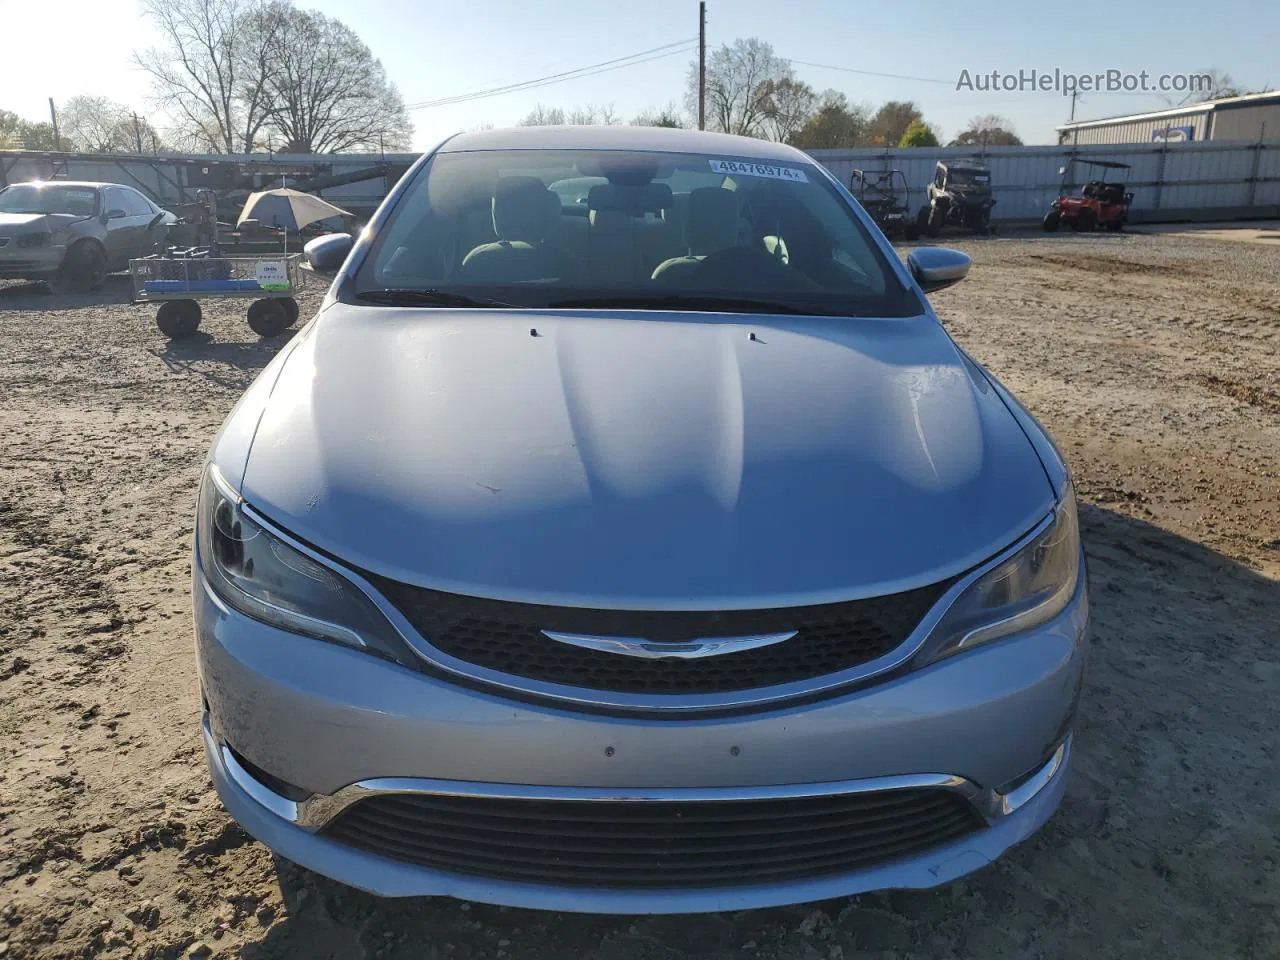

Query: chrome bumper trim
[992,736,1071,816]
[208,715,1072,834]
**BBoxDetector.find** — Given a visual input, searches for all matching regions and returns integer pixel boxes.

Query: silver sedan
[194,126,1087,913]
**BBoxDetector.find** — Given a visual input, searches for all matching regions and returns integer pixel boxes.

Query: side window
[104,188,130,217]
[123,189,156,216]
[934,168,945,188]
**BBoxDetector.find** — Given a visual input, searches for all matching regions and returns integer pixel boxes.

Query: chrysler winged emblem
[541,630,798,659]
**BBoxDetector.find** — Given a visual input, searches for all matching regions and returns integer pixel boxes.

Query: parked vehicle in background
[918,160,996,236]
[850,168,921,241]
[194,126,1088,913]
[1044,159,1133,232]
[0,181,176,292]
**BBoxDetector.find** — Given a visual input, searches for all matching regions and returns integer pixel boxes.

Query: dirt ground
[2,230,1278,960]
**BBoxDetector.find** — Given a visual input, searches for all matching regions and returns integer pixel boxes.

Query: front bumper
[195,567,1087,911]
[0,245,64,277]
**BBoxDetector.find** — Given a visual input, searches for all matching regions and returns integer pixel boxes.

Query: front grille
[322,788,983,888]
[369,577,951,694]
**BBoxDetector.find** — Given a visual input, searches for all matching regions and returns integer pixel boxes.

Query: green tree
[868,100,922,146]
[899,119,940,147]
[0,109,70,150]
[787,91,869,149]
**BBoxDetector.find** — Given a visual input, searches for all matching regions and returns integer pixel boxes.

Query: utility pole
[1069,89,1079,146]
[698,1,706,131]
[132,113,144,153]
[48,98,60,150]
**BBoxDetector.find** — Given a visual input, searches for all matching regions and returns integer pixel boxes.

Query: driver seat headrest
[492,176,558,243]
[684,187,740,255]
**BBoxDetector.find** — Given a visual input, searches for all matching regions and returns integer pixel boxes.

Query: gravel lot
[1,230,1278,960]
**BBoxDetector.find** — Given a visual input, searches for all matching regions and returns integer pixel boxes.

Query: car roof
[941,160,990,170]
[437,125,815,163]
[6,181,116,190]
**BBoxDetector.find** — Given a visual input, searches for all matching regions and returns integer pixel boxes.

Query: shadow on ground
[225,504,1280,960]
[0,273,134,309]
[149,328,292,390]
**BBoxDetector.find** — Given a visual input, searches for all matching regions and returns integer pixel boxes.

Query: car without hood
[0,180,177,292]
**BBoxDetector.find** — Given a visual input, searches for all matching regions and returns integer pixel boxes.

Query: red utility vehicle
[1043,158,1132,232]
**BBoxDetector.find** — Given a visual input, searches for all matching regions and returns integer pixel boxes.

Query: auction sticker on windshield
[709,159,809,183]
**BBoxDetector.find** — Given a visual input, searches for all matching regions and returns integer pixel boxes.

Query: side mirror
[908,247,971,294]
[147,212,166,230]
[302,232,353,276]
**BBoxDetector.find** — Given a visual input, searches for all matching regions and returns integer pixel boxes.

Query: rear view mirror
[908,247,971,293]
[302,232,353,276]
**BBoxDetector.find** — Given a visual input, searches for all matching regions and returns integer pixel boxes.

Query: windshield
[355,148,919,317]
[947,168,990,187]
[0,184,100,217]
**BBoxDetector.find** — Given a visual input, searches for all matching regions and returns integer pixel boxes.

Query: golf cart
[1044,159,1132,232]
[850,169,921,241]
[918,159,996,237]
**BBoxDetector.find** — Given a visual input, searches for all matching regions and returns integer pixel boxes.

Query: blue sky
[4,0,1277,149]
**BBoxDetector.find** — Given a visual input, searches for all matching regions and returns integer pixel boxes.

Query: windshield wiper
[549,294,811,316]
[355,288,519,308]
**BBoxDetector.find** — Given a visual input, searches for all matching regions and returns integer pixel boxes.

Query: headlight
[917,486,1081,664]
[197,465,413,665]
[16,233,50,248]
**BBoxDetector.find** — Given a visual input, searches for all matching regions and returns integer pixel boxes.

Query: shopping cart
[130,249,306,340]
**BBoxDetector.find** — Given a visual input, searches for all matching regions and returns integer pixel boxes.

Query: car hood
[0,212,81,235]
[238,307,1054,607]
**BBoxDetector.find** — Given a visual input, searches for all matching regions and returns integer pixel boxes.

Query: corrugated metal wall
[1058,111,1211,146]
[809,141,1280,221]
[1209,103,1280,142]
[3,142,1278,224]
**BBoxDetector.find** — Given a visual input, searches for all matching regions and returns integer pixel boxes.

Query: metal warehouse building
[1058,91,1280,145]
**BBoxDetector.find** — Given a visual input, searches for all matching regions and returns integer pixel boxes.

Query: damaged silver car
[0,180,175,292]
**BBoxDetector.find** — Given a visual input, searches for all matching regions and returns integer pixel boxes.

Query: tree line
[523,38,1024,150]
[0,0,412,154]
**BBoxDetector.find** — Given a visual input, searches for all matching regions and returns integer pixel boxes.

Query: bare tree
[686,38,789,138]
[568,103,621,126]
[520,103,622,126]
[52,97,168,153]
[134,0,275,153]
[760,77,817,142]
[519,104,567,126]
[253,7,412,152]
[949,114,1022,147]
[59,97,131,152]
[632,102,684,128]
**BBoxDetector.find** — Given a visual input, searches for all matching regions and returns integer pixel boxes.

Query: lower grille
[368,578,953,694]
[322,788,983,888]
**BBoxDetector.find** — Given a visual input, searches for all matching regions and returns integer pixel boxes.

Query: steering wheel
[691,244,820,292]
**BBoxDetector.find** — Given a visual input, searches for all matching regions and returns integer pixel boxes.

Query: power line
[405,40,697,111]
[787,59,953,86]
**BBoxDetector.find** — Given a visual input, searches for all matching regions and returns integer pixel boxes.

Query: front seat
[650,187,741,286]
[458,177,569,282]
